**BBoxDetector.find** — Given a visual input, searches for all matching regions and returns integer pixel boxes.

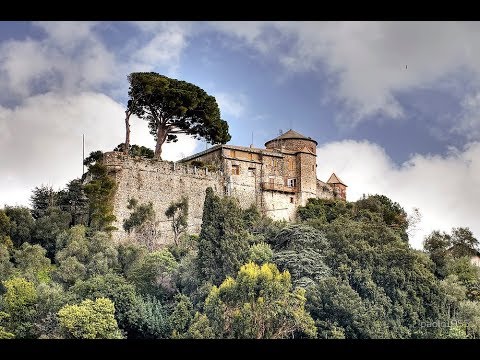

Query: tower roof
[265,129,318,147]
[327,173,347,186]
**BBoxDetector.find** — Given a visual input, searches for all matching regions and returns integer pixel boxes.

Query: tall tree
[165,197,189,246]
[196,187,249,285]
[4,207,35,248]
[30,185,58,219]
[58,298,123,339]
[450,227,479,258]
[193,262,317,339]
[58,179,89,227]
[126,72,231,159]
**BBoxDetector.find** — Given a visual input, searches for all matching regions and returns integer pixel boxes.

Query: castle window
[272,159,278,168]
[287,178,297,187]
[231,150,236,158]
[290,197,294,203]
[248,167,256,177]
[269,176,275,185]
[232,165,240,175]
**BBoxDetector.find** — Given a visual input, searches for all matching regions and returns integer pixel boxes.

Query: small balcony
[261,182,297,193]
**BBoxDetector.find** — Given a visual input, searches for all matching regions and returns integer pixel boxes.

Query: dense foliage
[1,177,479,338]
[126,72,231,159]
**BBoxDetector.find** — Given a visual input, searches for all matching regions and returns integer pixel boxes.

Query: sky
[1,21,479,249]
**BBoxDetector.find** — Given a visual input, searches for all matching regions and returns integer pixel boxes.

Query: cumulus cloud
[0,92,198,208]
[215,92,247,118]
[0,22,117,100]
[316,139,480,249]
[0,21,201,207]
[455,91,480,140]
[128,22,191,75]
[212,21,480,132]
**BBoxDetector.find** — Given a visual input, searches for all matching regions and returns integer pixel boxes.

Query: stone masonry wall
[103,152,223,247]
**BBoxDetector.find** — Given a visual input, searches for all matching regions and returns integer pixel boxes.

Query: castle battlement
[102,151,223,179]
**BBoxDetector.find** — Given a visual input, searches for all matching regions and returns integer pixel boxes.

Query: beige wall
[103,152,223,247]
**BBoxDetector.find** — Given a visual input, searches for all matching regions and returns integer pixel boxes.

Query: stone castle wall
[103,152,223,247]
[103,143,339,248]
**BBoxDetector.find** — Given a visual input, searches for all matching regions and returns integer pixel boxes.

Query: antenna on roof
[82,134,85,178]
[278,129,283,136]
[250,131,254,148]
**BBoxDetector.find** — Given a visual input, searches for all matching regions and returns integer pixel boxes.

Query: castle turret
[327,172,347,200]
[265,129,318,207]
[265,129,318,154]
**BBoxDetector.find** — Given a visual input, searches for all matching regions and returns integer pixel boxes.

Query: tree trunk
[154,125,168,160]
[124,109,131,156]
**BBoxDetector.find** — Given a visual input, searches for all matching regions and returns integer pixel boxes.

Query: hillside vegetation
[0,161,479,339]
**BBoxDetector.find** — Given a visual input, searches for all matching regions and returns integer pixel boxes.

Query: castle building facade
[103,129,347,247]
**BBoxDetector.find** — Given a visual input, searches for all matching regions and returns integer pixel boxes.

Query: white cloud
[0,92,198,208]
[128,22,192,76]
[316,139,480,249]
[212,21,480,131]
[215,92,247,118]
[0,22,117,99]
[455,91,480,140]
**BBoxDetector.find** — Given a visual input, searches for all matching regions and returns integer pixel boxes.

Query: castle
[103,129,347,247]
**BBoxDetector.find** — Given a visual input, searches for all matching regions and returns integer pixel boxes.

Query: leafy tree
[424,230,452,279]
[127,249,178,298]
[456,300,480,338]
[114,143,154,158]
[170,293,194,338]
[131,294,170,338]
[312,216,445,338]
[34,282,74,338]
[446,256,479,287]
[0,244,13,281]
[123,199,157,249]
[165,197,189,246]
[83,150,103,168]
[270,224,330,288]
[58,298,123,339]
[184,312,215,339]
[117,242,148,278]
[307,277,390,339]
[248,242,273,265]
[83,162,117,232]
[30,185,58,219]
[126,72,231,159]
[440,275,467,320]
[71,274,139,337]
[450,227,479,258]
[13,243,53,284]
[197,187,249,284]
[0,312,14,339]
[31,207,71,258]
[242,204,262,231]
[4,206,35,248]
[196,262,317,339]
[297,198,352,224]
[55,226,119,285]
[57,179,89,227]
[1,277,37,338]
[0,210,13,249]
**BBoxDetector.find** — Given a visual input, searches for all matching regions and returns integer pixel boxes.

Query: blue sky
[1,21,480,248]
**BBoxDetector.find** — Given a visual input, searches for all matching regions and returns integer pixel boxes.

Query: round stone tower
[265,129,318,154]
[265,129,318,206]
